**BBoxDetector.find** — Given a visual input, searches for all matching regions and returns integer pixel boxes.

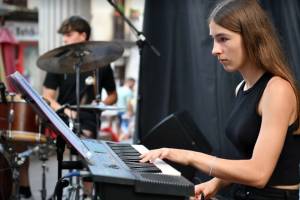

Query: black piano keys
[107,143,162,173]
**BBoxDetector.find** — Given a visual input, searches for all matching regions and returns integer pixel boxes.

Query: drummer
[42,15,117,138]
[42,16,117,198]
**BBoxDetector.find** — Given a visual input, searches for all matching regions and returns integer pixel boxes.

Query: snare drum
[0,145,12,200]
[0,94,42,143]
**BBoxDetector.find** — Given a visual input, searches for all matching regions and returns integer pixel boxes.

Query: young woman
[140,0,300,199]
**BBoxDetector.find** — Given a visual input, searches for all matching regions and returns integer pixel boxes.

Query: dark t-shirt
[43,65,116,136]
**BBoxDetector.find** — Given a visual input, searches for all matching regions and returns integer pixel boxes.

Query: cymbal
[37,41,124,74]
[69,104,125,112]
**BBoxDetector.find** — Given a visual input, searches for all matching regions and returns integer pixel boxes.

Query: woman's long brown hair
[209,0,300,134]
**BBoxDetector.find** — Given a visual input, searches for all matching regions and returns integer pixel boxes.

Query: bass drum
[0,145,12,200]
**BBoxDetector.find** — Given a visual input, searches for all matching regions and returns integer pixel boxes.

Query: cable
[49,171,91,200]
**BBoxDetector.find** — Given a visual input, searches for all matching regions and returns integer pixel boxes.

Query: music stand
[8,72,94,200]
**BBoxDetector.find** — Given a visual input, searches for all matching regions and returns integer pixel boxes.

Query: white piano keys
[132,145,181,176]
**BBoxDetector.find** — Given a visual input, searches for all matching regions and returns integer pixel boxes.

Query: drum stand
[6,144,28,200]
[8,146,21,200]
[39,143,49,200]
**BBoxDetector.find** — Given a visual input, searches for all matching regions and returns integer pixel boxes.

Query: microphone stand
[106,0,160,143]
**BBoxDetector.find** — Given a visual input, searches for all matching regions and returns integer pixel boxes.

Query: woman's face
[209,21,249,72]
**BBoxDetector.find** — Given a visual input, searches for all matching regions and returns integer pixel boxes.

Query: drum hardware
[69,103,124,112]
[6,142,52,200]
[38,143,50,200]
[8,108,14,131]
[0,130,47,144]
[0,90,54,199]
[0,93,41,136]
[37,41,124,200]
[0,144,12,200]
[8,93,16,132]
[0,81,7,103]
[0,138,50,200]
[5,145,41,200]
[36,41,124,74]
[16,146,40,166]
[6,145,27,200]
[38,118,55,200]
[36,41,124,136]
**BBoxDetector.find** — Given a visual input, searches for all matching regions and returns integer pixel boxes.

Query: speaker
[141,110,212,181]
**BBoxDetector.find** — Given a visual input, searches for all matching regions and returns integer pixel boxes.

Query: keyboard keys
[107,142,162,173]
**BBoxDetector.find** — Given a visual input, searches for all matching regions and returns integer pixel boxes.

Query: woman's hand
[139,148,171,163]
[139,148,191,165]
[192,178,221,200]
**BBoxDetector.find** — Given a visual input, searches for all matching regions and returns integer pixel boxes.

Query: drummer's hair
[58,16,91,40]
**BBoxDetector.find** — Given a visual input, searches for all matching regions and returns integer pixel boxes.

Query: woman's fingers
[139,148,168,163]
[194,184,209,200]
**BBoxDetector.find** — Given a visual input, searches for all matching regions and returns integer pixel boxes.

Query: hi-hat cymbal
[37,41,124,74]
[69,104,125,112]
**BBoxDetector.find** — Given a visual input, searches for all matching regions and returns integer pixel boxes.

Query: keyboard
[82,139,194,200]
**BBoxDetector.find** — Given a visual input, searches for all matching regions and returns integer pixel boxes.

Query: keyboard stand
[94,182,189,200]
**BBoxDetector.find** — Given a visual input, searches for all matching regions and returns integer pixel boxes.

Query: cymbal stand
[94,68,102,138]
[55,50,88,200]
[73,50,88,200]
[74,52,84,137]
[38,143,49,200]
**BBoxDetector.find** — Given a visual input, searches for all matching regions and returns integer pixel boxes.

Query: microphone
[85,76,95,85]
[63,170,91,178]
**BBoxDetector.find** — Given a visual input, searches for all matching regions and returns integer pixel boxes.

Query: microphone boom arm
[106,0,160,56]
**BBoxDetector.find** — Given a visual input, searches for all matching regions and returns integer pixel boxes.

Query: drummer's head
[58,16,91,45]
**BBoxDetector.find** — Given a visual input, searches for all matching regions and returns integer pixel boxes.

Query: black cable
[49,178,69,200]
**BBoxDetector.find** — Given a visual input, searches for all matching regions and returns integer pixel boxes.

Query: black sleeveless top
[225,72,300,185]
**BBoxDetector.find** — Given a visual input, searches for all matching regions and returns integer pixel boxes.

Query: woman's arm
[141,77,297,188]
[193,178,231,200]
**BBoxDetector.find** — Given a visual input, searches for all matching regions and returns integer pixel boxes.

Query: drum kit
[0,93,49,200]
[0,41,124,200]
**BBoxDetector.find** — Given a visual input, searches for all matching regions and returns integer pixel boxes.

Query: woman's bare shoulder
[266,76,295,96]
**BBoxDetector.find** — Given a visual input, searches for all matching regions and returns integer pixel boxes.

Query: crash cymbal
[37,41,124,74]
